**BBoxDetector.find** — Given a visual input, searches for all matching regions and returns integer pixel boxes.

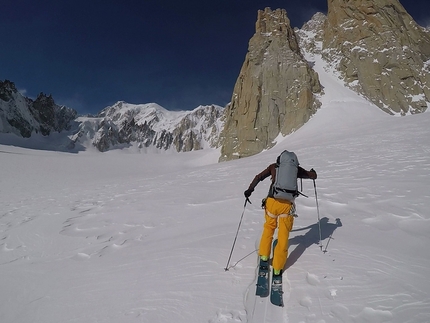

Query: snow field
[1,52,430,323]
[1,104,430,322]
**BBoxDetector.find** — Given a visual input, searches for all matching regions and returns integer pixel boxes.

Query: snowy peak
[71,102,224,152]
[99,101,169,120]
[97,101,185,132]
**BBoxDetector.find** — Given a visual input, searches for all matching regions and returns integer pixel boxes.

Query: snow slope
[1,58,430,323]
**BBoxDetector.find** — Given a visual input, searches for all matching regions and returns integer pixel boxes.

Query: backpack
[270,150,299,202]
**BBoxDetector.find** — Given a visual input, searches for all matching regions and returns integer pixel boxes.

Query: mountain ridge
[0,80,77,138]
[1,0,430,156]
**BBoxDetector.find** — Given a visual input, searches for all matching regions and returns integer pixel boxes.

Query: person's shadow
[285,217,342,269]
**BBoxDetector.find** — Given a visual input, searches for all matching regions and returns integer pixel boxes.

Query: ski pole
[313,179,323,251]
[224,198,251,271]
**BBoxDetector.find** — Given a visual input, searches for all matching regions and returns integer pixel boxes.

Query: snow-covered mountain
[1,47,429,322]
[69,101,224,152]
[0,86,224,153]
[2,2,430,157]
[0,80,77,137]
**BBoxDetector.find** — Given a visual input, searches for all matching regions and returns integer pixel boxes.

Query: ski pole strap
[245,197,252,207]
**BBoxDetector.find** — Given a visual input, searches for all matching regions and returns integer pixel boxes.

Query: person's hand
[309,168,317,180]
[244,189,253,198]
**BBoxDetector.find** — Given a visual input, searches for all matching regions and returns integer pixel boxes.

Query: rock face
[322,0,430,115]
[70,102,224,152]
[0,80,77,137]
[219,8,322,162]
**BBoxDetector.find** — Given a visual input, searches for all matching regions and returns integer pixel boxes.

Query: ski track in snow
[1,57,430,322]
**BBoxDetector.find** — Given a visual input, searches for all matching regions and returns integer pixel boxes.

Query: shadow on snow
[286,217,343,270]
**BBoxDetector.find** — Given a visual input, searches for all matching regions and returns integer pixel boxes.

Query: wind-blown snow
[1,55,430,323]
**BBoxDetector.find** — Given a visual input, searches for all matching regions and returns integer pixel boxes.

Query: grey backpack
[271,150,299,202]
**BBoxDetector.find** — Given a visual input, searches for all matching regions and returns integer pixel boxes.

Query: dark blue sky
[1,1,429,114]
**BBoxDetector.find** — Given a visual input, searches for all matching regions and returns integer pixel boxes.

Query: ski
[256,238,284,303]
[270,239,283,306]
[255,258,270,297]
[270,270,284,306]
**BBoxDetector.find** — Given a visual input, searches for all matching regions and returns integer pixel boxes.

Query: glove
[309,168,317,180]
[244,188,253,198]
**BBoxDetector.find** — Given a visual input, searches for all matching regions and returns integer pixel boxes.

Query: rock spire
[219,8,321,162]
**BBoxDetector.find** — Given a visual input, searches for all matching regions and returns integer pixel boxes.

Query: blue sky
[1,0,429,114]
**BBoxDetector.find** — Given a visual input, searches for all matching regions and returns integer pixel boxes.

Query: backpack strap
[273,187,309,198]
[296,191,309,198]
[273,187,299,197]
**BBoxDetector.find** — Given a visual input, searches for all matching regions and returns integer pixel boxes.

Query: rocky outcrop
[70,102,224,152]
[219,8,322,162]
[0,80,77,137]
[31,93,77,135]
[322,0,430,115]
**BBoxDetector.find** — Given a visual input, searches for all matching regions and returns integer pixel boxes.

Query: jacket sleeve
[298,166,317,179]
[247,164,274,191]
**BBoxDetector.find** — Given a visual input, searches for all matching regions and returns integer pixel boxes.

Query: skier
[244,150,317,277]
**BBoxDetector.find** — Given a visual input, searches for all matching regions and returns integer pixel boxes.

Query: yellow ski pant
[259,197,294,271]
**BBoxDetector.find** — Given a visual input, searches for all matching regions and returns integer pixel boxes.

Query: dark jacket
[247,163,317,195]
